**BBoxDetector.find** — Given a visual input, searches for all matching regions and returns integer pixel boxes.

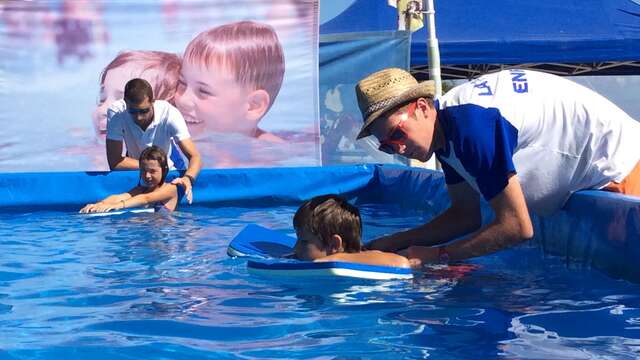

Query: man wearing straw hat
[356,68,640,264]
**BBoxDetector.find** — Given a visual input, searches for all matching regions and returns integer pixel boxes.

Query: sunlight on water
[0,204,639,359]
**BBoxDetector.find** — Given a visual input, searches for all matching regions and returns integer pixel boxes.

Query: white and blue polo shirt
[107,99,191,170]
[436,69,640,215]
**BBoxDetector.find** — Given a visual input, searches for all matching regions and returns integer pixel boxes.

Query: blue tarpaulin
[319,31,412,165]
[321,0,640,67]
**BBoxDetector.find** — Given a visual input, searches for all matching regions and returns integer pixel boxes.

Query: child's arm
[318,250,411,269]
[100,192,133,204]
[118,183,178,210]
[79,187,142,213]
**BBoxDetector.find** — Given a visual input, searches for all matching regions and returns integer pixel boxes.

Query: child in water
[80,146,181,214]
[293,194,411,268]
[175,20,285,142]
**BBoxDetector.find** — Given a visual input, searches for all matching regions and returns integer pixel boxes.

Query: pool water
[1,204,640,359]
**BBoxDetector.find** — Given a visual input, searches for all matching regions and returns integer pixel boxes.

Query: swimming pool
[1,203,639,359]
[1,165,639,359]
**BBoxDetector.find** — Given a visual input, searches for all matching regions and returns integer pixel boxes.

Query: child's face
[293,227,329,261]
[139,159,163,188]
[175,61,259,140]
[93,63,155,139]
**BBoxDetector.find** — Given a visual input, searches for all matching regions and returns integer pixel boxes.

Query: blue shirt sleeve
[438,104,518,201]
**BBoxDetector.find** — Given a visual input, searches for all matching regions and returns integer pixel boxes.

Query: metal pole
[424,0,442,97]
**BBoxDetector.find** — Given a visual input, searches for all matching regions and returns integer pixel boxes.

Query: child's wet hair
[139,145,169,184]
[183,20,285,112]
[293,194,362,253]
[100,50,181,104]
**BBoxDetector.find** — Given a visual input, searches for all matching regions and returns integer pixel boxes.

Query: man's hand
[405,246,441,267]
[172,176,193,204]
[79,203,98,214]
[79,202,120,214]
[175,138,202,204]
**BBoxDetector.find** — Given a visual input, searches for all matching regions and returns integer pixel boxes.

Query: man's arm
[445,174,533,259]
[176,138,202,179]
[122,183,178,209]
[171,138,202,204]
[367,180,482,252]
[408,174,534,263]
[106,139,139,170]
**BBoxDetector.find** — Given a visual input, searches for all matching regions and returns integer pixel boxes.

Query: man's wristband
[184,174,196,186]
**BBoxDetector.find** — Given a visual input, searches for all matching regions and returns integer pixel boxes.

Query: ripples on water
[0,204,639,359]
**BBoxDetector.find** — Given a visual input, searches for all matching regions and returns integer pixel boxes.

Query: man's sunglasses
[128,107,152,115]
[378,101,416,154]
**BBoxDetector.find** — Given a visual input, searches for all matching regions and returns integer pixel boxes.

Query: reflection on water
[0,204,639,359]
[505,306,640,359]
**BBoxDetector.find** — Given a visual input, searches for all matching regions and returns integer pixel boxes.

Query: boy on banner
[175,21,286,143]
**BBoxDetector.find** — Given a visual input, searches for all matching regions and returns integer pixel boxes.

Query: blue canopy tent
[321,0,640,78]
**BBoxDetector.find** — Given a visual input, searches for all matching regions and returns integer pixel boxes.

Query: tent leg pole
[425,0,442,98]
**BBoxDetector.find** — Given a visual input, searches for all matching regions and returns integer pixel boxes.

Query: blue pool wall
[1,164,638,282]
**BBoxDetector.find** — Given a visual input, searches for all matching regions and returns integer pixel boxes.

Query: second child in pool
[80,146,181,214]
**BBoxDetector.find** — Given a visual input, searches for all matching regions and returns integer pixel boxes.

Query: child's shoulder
[321,250,410,269]
[159,180,181,199]
[361,250,411,268]
[158,181,179,191]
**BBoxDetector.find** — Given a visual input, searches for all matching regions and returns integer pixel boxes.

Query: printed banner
[0,0,320,171]
[319,32,411,166]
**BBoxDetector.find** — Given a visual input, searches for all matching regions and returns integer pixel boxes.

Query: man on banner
[106,78,202,203]
[355,68,640,264]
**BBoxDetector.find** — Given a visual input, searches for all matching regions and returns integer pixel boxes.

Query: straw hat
[355,68,435,139]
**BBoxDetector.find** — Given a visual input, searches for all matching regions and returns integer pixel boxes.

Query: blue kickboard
[83,208,155,217]
[227,224,296,258]
[227,224,413,280]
